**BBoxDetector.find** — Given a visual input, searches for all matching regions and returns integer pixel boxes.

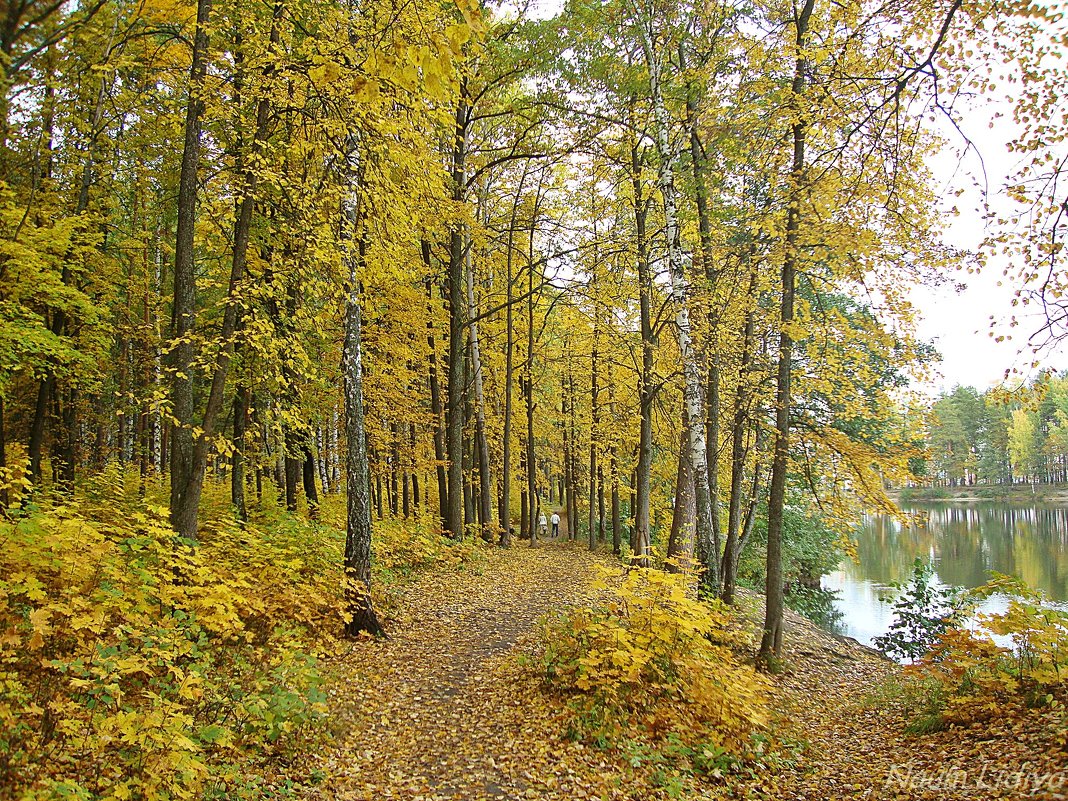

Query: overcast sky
[913,86,1067,396]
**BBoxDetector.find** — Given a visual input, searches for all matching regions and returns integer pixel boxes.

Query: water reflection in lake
[820,503,1068,647]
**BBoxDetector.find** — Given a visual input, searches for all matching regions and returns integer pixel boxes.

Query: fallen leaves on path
[310,541,609,801]
[750,601,1068,801]
[302,548,1067,801]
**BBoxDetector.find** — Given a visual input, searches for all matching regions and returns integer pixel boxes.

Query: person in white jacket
[538,512,548,538]
[550,511,560,538]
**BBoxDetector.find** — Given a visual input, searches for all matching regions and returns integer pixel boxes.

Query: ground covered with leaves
[5,483,1063,801]
[307,543,1068,801]
[759,602,1067,800]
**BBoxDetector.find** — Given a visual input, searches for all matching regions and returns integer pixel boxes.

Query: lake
[820,502,1068,648]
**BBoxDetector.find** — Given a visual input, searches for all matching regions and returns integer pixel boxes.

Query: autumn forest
[2,0,1067,797]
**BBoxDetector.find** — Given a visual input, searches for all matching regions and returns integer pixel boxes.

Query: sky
[912,86,1067,396]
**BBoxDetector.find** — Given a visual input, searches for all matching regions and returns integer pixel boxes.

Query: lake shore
[888,483,1068,504]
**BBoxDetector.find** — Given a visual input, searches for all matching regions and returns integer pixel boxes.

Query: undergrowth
[0,467,477,801]
[536,566,770,791]
[878,573,1068,741]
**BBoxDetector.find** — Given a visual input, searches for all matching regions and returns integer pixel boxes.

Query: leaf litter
[298,545,1068,801]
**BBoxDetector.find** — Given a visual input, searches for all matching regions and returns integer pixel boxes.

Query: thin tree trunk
[668,411,695,571]
[499,233,515,543]
[303,442,319,520]
[562,374,572,542]
[445,90,469,539]
[631,142,653,567]
[760,0,814,666]
[525,269,537,545]
[466,231,493,540]
[422,246,448,530]
[567,363,579,542]
[232,384,249,521]
[611,450,621,555]
[721,268,758,604]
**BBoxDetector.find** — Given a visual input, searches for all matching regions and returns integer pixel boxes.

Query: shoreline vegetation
[888,483,1068,504]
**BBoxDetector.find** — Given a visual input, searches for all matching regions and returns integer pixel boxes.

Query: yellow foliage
[907,574,1068,729]
[537,566,768,762]
[0,494,337,800]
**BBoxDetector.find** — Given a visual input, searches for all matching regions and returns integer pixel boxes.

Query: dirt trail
[315,542,605,801]
[309,551,1067,801]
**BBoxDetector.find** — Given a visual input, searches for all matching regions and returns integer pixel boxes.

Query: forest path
[307,544,1067,801]
[314,540,607,801]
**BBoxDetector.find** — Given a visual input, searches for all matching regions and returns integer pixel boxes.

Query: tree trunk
[668,411,695,570]
[562,377,572,542]
[637,26,716,594]
[499,232,516,544]
[168,0,213,540]
[686,44,723,568]
[232,384,249,521]
[721,268,758,604]
[589,277,598,551]
[341,127,382,635]
[302,442,319,520]
[170,0,277,539]
[444,91,469,539]
[466,231,493,540]
[760,0,814,667]
[631,143,653,567]
[421,246,449,532]
[611,451,621,555]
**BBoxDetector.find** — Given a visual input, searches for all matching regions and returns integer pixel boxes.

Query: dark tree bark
[668,410,695,571]
[721,268,758,604]
[302,442,319,520]
[465,234,493,540]
[232,384,249,521]
[444,90,469,540]
[588,287,599,551]
[760,0,814,667]
[631,142,654,567]
[168,0,214,540]
[169,0,277,539]
[422,244,449,530]
[611,449,621,555]
[562,377,572,542]
[567,364,579,542]
[525,233,538,546]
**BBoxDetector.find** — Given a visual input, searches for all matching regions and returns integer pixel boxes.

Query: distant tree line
[919,375,1068,486]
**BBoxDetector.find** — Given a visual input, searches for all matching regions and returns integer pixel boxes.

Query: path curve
[316,541,605,801]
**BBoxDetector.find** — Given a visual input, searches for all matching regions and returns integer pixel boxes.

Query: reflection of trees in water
[848,504,1068,600]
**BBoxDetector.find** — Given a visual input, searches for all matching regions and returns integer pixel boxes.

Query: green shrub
[873,558,964,662]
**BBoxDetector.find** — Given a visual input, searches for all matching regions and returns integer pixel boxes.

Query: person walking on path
[550,511,560,538]
[538,512,548,539]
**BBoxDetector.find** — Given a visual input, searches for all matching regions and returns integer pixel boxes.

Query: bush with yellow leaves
[905,574,1068,736]
[539,566,768,765]
[0,485,340,801]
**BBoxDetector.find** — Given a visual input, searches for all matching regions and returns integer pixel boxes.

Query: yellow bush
[908,574,1068,729]
[0,498,333,801]
[369,513,482,578]
[539,566,768,759]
